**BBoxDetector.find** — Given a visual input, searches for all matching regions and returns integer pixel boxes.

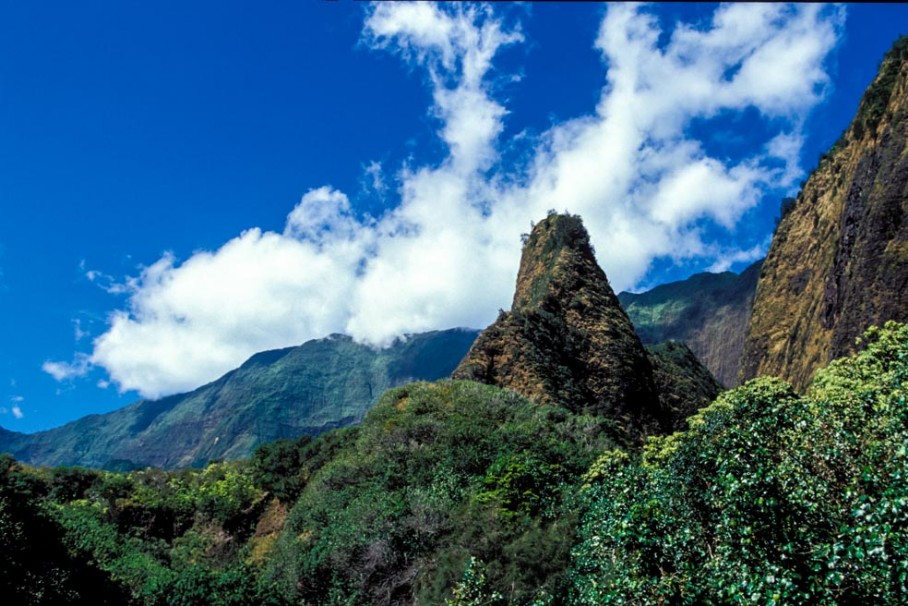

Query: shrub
[570,322,908,605]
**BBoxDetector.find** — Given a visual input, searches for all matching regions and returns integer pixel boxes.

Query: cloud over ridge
[49,3,844,398]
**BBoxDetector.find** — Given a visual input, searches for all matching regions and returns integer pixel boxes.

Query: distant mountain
[741,36,908,390]
[618,261,762,388]
[0,329,478,469]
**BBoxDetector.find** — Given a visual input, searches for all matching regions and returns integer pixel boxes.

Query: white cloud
[90,225,366,396]
[64,2,843,399]
[42,353,92,382]
[4,397,25,418]
[363,161,387,194]
[364,2,523,175]
[73,318,90,341]
[707,241,770,274]
[766,131,805,189]
[84,261,137,295]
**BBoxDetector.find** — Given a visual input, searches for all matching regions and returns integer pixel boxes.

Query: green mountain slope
[618,260,761,388]
[0,329,478,469]
[645,341,724,433]
[264,380,620,605]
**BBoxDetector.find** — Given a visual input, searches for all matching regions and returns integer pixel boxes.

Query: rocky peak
[454,213,665,438]
[511,213,600,312]
[740,36,908,390]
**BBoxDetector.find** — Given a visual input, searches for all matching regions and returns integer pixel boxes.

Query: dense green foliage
[6,322,908,605]
[0,456,287,605]
[0,455,129,605]
[7,312,908,606]
[264,380,619,605]
[251,428,357,504]
[570,322,908,604]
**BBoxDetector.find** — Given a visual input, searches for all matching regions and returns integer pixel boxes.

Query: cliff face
[454,213,665,436]
[618,261,761,388]
[740,37,908,390]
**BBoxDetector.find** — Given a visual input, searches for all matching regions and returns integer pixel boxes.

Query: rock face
[618,260,761,388]
[645,341,724,434]
[0,329,478,469]
[740,37,908,390]
[454,213,665,436]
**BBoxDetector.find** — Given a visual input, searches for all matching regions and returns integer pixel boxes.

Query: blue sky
[1,2,906,433]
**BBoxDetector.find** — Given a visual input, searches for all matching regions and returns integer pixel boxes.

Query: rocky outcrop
[454,213,666,437]
[740,37,908,390]
[618,260,761,388]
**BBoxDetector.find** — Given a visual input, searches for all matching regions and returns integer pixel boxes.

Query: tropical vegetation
[3,322,907,605]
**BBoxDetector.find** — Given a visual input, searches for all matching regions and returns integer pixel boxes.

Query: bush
[570,322,908,605]
[267,380,617,606]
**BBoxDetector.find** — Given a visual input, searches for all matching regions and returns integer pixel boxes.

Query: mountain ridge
[0,329,478,469]
[618,260,762,387]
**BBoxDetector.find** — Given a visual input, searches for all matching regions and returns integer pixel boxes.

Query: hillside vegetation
[571,321,908,604]
[3,322,906,605]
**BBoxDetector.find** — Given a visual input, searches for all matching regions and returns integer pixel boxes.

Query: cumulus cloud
[54,3,843,399]
[507,2,842,288]
[90,220,366,396]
